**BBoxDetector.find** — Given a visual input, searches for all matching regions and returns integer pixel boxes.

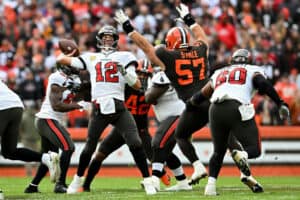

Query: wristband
[123,20,134,34]
[183,14,196,27]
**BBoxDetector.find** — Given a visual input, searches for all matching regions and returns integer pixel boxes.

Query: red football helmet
[165,27,190,50]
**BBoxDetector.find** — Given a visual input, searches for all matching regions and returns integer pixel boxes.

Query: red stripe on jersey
[159,118,179,148]
[46,119,69,150]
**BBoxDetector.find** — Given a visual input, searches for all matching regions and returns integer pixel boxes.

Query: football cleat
[165,179,192,191]
[241,175,264,193]
[24,184,40,193]
[188,161,208,185]
[204,183,218,196]
[67,175,84,194]
[54,183,68,193]
[141,177,157,195]
[43,151,61,183]
[231,150,251,176]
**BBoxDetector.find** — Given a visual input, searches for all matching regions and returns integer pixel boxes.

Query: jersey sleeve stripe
[78,56,87,70]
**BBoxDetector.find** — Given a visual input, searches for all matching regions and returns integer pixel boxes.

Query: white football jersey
[149,71,185,122]
[36,71,77,122]
[78,51,137,101]
[0,80,24,110]
[210,64,266,104]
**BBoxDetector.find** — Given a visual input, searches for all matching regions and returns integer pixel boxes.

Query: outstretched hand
[176,3,190,19]
[114,9,134,34]
[114,9,130,25]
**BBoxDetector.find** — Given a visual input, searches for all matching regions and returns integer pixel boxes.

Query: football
[58,39,80,56]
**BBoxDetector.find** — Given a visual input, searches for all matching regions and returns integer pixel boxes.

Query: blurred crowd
[1,0,300,127]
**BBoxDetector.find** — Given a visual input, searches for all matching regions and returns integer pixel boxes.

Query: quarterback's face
[102,34,114,47]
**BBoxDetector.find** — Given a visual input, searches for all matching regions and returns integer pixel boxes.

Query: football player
[114,3,260,190]
[188,48,290,195]
[24,65,90,193]
[56,25,157,195]
[145,64,192,191]
[0,79,60,190]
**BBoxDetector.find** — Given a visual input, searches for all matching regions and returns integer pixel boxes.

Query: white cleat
[165,179,192,191]
[189,161,207,185]
[231,150,251,176]
[43,151,60,183]
[141,177,157,195]
[204,183,218,196]
[67,175,84,194]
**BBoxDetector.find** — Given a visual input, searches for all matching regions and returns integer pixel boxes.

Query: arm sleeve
[252,74,283,106]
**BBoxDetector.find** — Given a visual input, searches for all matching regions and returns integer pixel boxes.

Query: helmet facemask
[96,25,119,54]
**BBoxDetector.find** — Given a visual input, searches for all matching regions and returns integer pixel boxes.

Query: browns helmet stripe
[178,27,187,45]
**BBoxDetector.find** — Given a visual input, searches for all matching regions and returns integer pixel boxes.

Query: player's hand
[116,62,127,76]
[176,3,190,19]
[114,9,129,25]
[279,102,290,120]
[114,10,134,34]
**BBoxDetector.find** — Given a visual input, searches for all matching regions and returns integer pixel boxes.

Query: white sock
[172,166,184,177]
[207,177,216,185]
[152,162,164,172]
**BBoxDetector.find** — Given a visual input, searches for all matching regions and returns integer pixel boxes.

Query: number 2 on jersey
[95,61,119,82]
[175,58,205,85]
[215,67,247,88]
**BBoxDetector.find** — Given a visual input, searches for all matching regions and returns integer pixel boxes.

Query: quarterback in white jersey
[56,25,156,195]
[145,66,192,191]
[189,49,289,195]
[0,80,60,190]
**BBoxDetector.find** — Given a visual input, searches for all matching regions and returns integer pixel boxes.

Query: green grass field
[0,176,299,200]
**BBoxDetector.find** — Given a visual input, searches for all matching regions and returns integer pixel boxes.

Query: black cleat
[241,176,264,193]
[24,185,40,193]
[54,183,67,193]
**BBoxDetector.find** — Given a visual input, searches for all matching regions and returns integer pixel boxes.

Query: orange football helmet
[137,59,153,74]
[165,27,190,50]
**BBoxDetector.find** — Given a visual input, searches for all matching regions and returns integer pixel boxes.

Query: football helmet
[231,49,252,64]
[165,27,190,50]
[137,59,153,75]
[96,25,119,52]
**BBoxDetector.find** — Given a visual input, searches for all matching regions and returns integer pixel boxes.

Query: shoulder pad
[151,71,170,85]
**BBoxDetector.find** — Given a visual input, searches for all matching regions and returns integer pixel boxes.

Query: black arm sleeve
[252,74,283,106]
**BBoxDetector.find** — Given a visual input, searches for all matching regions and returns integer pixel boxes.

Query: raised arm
[114,10,166,70]
[176,3,209,49]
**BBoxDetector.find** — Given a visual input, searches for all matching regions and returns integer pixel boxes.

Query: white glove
[77,101,91,111]
[116,62,127,75]
[279,104,290,120]
[176,3,190,19]
[114,9,129,25]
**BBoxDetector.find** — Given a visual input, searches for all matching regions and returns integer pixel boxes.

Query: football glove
[279,103,290,120]
[176,3,195,26]
[114,10,134,34]
[116,62,127,76]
